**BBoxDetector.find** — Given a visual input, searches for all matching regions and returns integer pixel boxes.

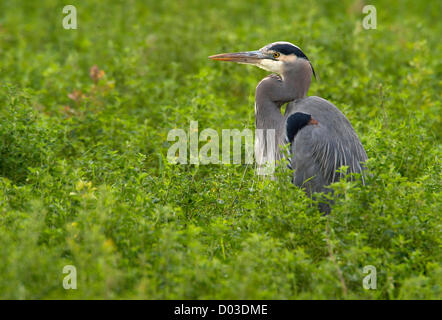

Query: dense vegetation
[0,0,440,299]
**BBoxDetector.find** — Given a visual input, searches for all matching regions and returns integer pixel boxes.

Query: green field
[0,0,440,299]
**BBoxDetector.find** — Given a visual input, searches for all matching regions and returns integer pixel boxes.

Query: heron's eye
[273,52,280,59]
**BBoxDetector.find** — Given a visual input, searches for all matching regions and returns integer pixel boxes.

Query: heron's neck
[255,100,283,130]
[254,99,285,165]
[281,61,312,100]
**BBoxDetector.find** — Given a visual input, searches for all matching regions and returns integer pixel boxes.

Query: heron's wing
[288,96,367,192]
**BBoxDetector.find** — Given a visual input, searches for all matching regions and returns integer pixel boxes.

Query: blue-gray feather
[285,96,367,197]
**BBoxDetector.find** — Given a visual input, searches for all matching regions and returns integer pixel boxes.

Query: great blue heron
[209,41,367,213]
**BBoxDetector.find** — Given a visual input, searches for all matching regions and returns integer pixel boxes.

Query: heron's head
[209,41,316,78]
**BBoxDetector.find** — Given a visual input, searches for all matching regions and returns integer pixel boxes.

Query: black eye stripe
[263,42,316,78]
[269,44,309,59]
[267,43,316,78]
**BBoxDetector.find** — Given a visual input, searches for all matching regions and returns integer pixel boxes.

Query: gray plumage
[286,96,367,196]
[210,41,368,213]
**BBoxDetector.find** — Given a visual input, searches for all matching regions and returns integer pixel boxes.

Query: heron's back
[286,96,367,195]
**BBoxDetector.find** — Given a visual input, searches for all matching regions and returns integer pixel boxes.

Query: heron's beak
[209,50,266,65]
